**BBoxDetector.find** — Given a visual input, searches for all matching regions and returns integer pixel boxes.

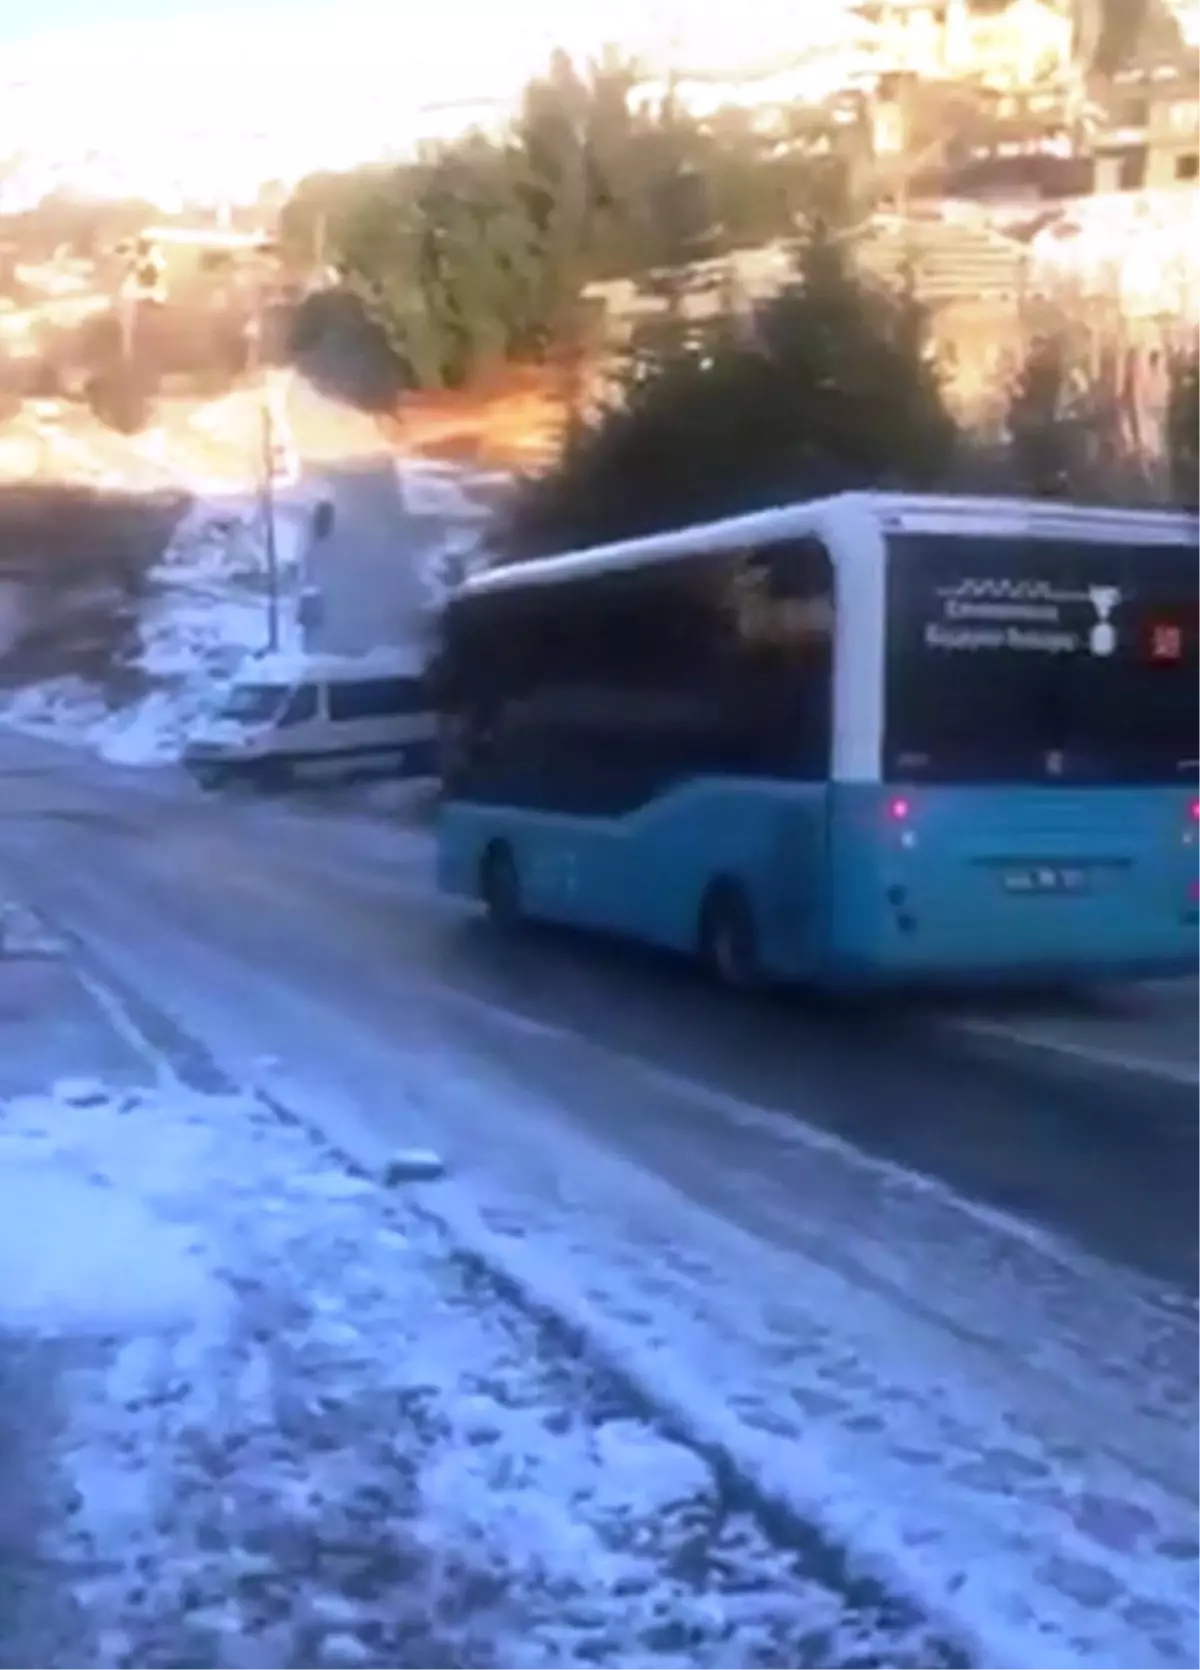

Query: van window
[278,683,319,726]
[327,676,428,721]
[221,682,288,723]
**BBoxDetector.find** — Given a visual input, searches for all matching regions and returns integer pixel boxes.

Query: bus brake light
[887,796,911,823]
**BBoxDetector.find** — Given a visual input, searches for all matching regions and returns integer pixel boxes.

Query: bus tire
[480,841,521,929]
[699,880,761,991]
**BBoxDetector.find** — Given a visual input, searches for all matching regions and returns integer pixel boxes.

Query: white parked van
[183,649,438,791]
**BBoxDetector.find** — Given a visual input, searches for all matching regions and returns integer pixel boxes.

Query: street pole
[260,398,280,652]
[119,288,136,366]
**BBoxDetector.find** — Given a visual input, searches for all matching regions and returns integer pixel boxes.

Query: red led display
[1148,620,1184,662]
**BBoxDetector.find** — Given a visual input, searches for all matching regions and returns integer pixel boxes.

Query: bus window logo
[1087,587,1120,657]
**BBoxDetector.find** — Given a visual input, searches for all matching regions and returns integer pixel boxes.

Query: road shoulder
[0,889,943,1670]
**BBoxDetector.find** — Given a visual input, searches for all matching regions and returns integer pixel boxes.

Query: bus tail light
[1190,798,1199,822]
[885,794,918,850]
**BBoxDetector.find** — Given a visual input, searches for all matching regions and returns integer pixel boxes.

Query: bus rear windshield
[884,531,1199,784]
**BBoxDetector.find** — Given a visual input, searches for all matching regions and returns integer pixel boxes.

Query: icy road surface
[0,729,1196,1670]
[2,1071,950,1670]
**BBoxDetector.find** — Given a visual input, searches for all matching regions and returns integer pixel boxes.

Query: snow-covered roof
[237,645,426,686]
[461,492,1197,599]
[397,463,497,522]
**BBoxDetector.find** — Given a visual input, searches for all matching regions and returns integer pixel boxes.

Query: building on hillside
[847,0,1073,88]
[1165,0,1200,46]
[1091,58,1200,190]
[899,80,1092,201]
[115,226,279,287]
[620,0,1074,134]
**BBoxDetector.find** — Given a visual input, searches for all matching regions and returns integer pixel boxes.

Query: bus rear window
[884,531,1199,784]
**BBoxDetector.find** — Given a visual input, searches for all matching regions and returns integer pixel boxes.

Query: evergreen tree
[1166,346,1199,510]
[503,216,960,558]
[284,48,811,395]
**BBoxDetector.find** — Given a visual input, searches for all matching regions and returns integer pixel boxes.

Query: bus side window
[762,536,835,608]
[327,677,425,722]
[734,537,835,780]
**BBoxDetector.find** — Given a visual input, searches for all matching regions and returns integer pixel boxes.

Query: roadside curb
[2,878,446,1193]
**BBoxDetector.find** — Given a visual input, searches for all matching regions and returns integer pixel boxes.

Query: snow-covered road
[0,730,1196,1669]
[4,1037,917,1667]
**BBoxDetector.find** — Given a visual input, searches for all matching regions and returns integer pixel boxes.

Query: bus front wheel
[481,842,521,928]
[700,881,761,991]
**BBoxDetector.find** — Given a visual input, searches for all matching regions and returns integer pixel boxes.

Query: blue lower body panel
[438,779,829,978]
[825,784,1197,985]
[437,782,1198,988]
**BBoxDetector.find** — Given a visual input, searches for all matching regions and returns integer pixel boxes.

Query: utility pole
[118,286,137,367]
[120,235,164,368]
[314,209,328,277]
[562,100,592,446]
[260,396,280,652]
[251,240,282,652]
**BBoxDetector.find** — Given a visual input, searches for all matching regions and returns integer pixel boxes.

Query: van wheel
[480,842,521,928]
[699,880,761,991]
[191,764,225,792]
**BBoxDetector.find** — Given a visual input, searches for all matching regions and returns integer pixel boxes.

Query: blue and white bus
[435,493,1198,988]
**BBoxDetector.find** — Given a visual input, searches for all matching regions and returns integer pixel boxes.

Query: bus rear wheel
[480,841,521,928]
[700,881,761,991]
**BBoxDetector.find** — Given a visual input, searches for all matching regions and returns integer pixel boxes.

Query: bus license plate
[1002,866,1089,895]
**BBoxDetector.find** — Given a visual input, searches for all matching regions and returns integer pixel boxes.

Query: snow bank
[391,1044,1199,1670]
[1,491,313,767]
[0,1101,219,1334]
[399,459,506,605]
[397,460,495,523]
[0,460,501,774]
[0,1071,946,1669]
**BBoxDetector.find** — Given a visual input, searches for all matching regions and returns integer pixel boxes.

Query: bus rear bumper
[819,949,1197,992]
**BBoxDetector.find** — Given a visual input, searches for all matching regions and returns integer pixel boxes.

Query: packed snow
[429,1070,1200,1670]
[1,492,312,766]
[19,791,1193,1670]
[1,461,499,772]
[0,1070,955,1669]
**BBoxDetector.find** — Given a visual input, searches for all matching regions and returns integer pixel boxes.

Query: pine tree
[503,214,960,558]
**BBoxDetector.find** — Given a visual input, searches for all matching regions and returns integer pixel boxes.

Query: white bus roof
[236,647,425,686]
[460,492,1197,599]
